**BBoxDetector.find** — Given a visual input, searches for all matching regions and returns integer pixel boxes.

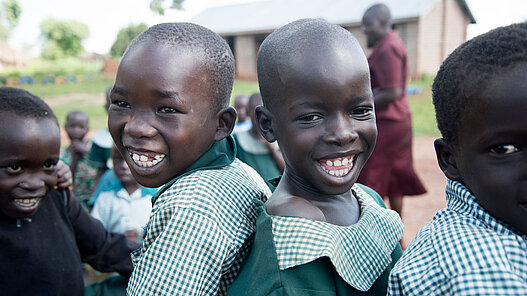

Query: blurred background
[1,0,526,246]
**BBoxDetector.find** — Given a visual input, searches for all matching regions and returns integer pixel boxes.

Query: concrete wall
[394,21,419,79]
[418,0,469,77]
[234,35,258,80]
[418,1,444,76]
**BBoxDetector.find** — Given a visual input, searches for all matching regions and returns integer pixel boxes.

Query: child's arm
[63,189,139,278]
[127,207,229,295]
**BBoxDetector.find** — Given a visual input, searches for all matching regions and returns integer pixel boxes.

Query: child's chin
[9,197,44,218]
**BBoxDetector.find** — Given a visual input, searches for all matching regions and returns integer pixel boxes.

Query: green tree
[110,23,147,58]
[40,18,89,60]
[0,0,22,40]
[150,0,184,15]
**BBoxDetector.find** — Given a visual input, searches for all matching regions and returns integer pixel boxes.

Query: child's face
[111,148,136,186]
[453,63,527,234]
[108,42,219,188]
[0,115,60,219]
[65,113,89,141]
[234,96,249,122]
[268,43,376,195]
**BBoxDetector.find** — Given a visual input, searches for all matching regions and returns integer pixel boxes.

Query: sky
[8,0,527,56]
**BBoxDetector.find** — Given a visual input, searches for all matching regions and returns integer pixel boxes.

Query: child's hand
[55,160,73,189]
[70,140,90,155]
[124,229,138,242]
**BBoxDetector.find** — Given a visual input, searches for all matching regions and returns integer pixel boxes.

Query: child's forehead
[0,115,60,149]
[67,112,88,123]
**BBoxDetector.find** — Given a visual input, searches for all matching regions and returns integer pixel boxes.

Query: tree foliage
[150,0,184,15]
[40,18,89,60]
[0,0,21,40]
[110,23,147,58]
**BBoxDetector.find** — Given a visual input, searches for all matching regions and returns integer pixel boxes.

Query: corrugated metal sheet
[190,0,461,35]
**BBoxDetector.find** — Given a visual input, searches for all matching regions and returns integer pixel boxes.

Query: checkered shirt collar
[269,184,403,291]
[446,180,526,239]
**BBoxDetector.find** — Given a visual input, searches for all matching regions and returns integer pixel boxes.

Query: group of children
[0,14,525,296]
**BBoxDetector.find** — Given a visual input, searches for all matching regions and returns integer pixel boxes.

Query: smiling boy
[108,23,271,295]
[228,19,403,295]
[0,87,137,295]
[388,23,527,295]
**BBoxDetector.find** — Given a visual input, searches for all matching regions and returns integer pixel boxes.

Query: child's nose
[19,174,46,191]
[124,113,157,138]
[324,118,356,146]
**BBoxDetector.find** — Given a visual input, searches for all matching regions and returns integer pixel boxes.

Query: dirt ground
[397,136,447,248]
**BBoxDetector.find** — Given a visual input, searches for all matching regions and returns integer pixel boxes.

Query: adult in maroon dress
[359,4,426,216]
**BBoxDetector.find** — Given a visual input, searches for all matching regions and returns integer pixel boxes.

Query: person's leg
[388,196,403,216]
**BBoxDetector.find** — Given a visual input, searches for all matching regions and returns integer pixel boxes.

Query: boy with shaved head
[228,18,403,296]
[358,3,426,217]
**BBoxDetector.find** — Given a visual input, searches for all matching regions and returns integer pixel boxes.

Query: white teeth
[129,152,166,168]
[320,156,355,177]
[14,198,39,207]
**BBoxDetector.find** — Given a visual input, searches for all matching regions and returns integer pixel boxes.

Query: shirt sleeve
[127,205,229,296]
[88,143,110,168]
[447,269,527,295]
[64,189,139,278]
[372,45,404,90]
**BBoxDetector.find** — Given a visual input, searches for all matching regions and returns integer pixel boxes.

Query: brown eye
[299,114,321,122]
[159,106,177,113]
[7,165,22,173]
[43,161,57,171]
[490,144,519,154]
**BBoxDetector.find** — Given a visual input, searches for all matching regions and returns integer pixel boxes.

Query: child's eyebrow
[288,101,322,112]
[112,86,128,96]
[155,90,180,100]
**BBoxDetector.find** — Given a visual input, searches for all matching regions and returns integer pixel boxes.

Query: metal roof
[190,0,475,35]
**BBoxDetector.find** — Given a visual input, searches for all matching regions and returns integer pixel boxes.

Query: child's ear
[214,106,236,141]
[255,106,276,142]
[434,138,461,181]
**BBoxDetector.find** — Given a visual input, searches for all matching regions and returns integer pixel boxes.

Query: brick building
[191,0,475,80]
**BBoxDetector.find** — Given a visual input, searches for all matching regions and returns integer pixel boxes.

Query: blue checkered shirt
[127,159,271,295]
[388,180,527,295]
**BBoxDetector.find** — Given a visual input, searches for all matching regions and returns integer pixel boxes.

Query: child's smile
[109,42,219,188]
[128,149,166,168]
[319,155,356,178]
[267,39,377,196]
[0,115,60,219]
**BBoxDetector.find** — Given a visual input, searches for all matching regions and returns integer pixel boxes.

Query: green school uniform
[233,131,281,191]
[127,136,272,296]
[228,184,403,295]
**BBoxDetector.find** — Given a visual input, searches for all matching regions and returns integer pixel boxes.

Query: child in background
[0,87,138,295]
[89,86,114,183]
[388,23,527,295]
[233,92,284,190]
[233,94,251,133]
[61,110,97,208]
[228,19,403,295]
[108,23,271,295]
[91,146,153,243]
